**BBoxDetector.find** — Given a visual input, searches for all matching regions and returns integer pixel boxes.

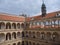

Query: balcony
[25,27,60,31]
[22,37,60,44]
[0,28,23,32]
[0,38,22,45]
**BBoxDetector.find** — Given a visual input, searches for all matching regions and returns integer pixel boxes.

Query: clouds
[0,0,60,16]
[45,0,60,12]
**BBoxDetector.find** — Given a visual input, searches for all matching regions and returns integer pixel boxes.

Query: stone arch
[26,23,29,28]
[25,41,28,45]
[6,22,11,29]
[21,23,24,28]
[13,43,16,45]
[12,23,16,29]
[17,32,20,38]
[17,23,20,29]
[41,32,45,39]
[8,44,10,45]
[0,22,5,29]
[33,42,35,45]
[12,32,16,39]
[0,33,5,42]
[22,41,24,45]
[29,31,32,37]
[52,32,59,41]
[36,32,40,38]
[32,32,35,38]
[6,33,11,40]
[22,31,25,37]
[17,42,20,45]
[25,31,28,37]
[29,41,31,45]
[46,32,51,40]
[36,43,40,45]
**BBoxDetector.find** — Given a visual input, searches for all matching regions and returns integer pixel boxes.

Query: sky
[0,0,60,16]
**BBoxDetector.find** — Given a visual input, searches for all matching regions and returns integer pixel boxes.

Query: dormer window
[56,13,60,17]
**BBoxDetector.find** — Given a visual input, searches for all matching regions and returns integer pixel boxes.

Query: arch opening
[12,23,16,29]
[17,23,20,29]
[52,32,59,41]
[6,23,11,29]
[0,22,5,29]
[6,33,11,40]
[17,42,20,45]
[41,32,45,39]
[22,31,25,37]
[17,32,20,38]
[13,43,16,45]
[12,32,16,39]
[0,33,5,42]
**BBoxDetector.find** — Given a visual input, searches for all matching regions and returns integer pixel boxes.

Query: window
[55,20,58,25]
[41,22,44,25]
[52,21,54,25]
[30,22,33,26]
[59,20,60,25]
[45,21,49,25]
[35,22,37,25]
[33,22,36,25]
[37,22,40,25]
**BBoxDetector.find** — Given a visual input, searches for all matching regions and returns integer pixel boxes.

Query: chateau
[0,0,60,45]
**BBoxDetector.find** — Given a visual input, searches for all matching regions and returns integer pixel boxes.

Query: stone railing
[22,37,60,44]
[25,28,60,31]
[0,29,24,32]
[0,38,22,45]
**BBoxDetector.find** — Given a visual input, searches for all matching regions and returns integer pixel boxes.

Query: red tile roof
[26,11,60,22]
[0,13,25,22]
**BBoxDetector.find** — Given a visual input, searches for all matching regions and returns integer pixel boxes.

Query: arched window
[17,23,20,29]
[52,21,55,25]
[37,43,40,45]
[37,21,40,25]
[0,33,5,42]
[8,44,10,45]
[55,20,58,25]
[26,41,28,45]
[41,22,44,28]
[12,23,16,29]
[22,31,25,37]
[33,42,35,45]
[17,32,20,38]
[41,32,45,39]
[6,33,11,40]
[12,32,16,39]
[45,21,49,25]
[52,32,59,41]
[32,32,35,38]
[46,32,51,40]
[29,31,32,37]
[22,41,24,45]
[6,23,11,29]
[17,42,20,45]
[29,42,31,45]
[59,20,60,25]
[13,43,16,45]
[21,23,24,28]
[36,32,40,38]
[26,31,28,37]
[0,22,5,29]
[51,21,55,27]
